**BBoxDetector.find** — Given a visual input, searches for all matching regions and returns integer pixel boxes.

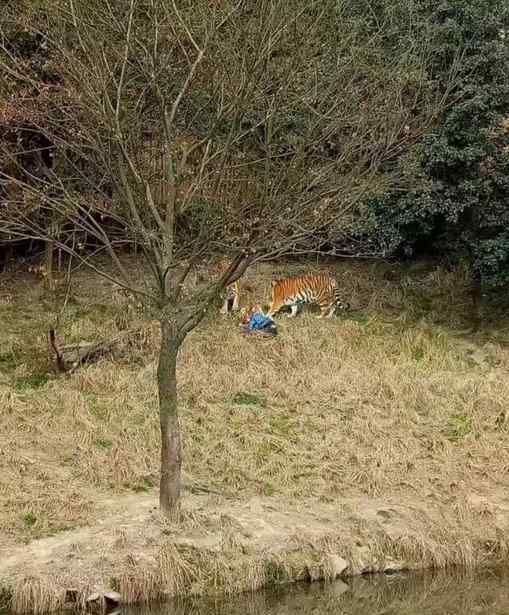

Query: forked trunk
[157,319,182,519]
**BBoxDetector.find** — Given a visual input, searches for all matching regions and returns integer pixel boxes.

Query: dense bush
[365,0,509,293]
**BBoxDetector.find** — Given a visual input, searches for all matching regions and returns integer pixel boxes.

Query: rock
[85,591,121,612]
[104,592,121,607]
[383,559,406,575]
[376,509,392,521]
[328,555,349,578]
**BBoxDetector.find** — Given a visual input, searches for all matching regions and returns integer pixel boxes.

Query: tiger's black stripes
[268,273,350,319]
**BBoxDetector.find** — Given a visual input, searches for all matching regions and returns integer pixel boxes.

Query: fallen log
[48,328,129,374]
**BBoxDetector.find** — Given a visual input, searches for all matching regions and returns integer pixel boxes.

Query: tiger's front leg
[317,305,332,319]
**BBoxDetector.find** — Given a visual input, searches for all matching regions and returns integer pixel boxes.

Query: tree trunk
[45,238,55,291]
[465,203,481,330]
[2,244,13,272]
[470,268,482,331]
[157,319,182,519]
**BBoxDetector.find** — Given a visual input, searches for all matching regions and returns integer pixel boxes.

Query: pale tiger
[220,279,241,314]
[217,257,241,314]
[267,273,350,319]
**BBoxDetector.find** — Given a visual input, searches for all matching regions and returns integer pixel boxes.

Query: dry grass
[3,256,509,611]
[2,257,509,541]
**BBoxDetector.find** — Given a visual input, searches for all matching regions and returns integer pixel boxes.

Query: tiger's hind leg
[316,309,330,319]
[220,297,230,314]
[325,304,337,318]
[317,300,337,319]
[231,282,240,311]
[333,287,350,313]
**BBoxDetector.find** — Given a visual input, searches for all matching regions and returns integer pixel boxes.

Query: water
[122,568,509,615]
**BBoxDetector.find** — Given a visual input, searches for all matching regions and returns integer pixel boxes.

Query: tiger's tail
[319,277,349,316]
[333,283,350,311]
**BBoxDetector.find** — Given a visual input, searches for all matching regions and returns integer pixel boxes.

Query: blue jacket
[248,312,276,331]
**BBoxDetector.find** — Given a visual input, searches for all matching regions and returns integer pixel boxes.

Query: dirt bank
[2,489,509,613]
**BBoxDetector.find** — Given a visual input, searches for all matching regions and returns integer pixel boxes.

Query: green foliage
[0,350,17,373]
[366,0,509,292]
[264,560,290,585]
[95,438,113,450]
[14,372,50,391]
[231,392,266,407]
[0,586,13,612]
[130,476,154,493]
[262,482,275,496]
[446,414,473,442]
[22,511,37,528]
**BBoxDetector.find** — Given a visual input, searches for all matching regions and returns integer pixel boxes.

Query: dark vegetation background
[1,1,508,290]
[0,0,509,300]
[0,0,509,312]
[1,0,508,315]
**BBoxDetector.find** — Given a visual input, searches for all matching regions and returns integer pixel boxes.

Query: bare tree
[0,0,456,517]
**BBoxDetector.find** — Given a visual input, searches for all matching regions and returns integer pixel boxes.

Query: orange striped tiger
[267,273,350,319]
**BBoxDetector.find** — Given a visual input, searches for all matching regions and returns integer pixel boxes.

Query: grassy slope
[2,257,509,548]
